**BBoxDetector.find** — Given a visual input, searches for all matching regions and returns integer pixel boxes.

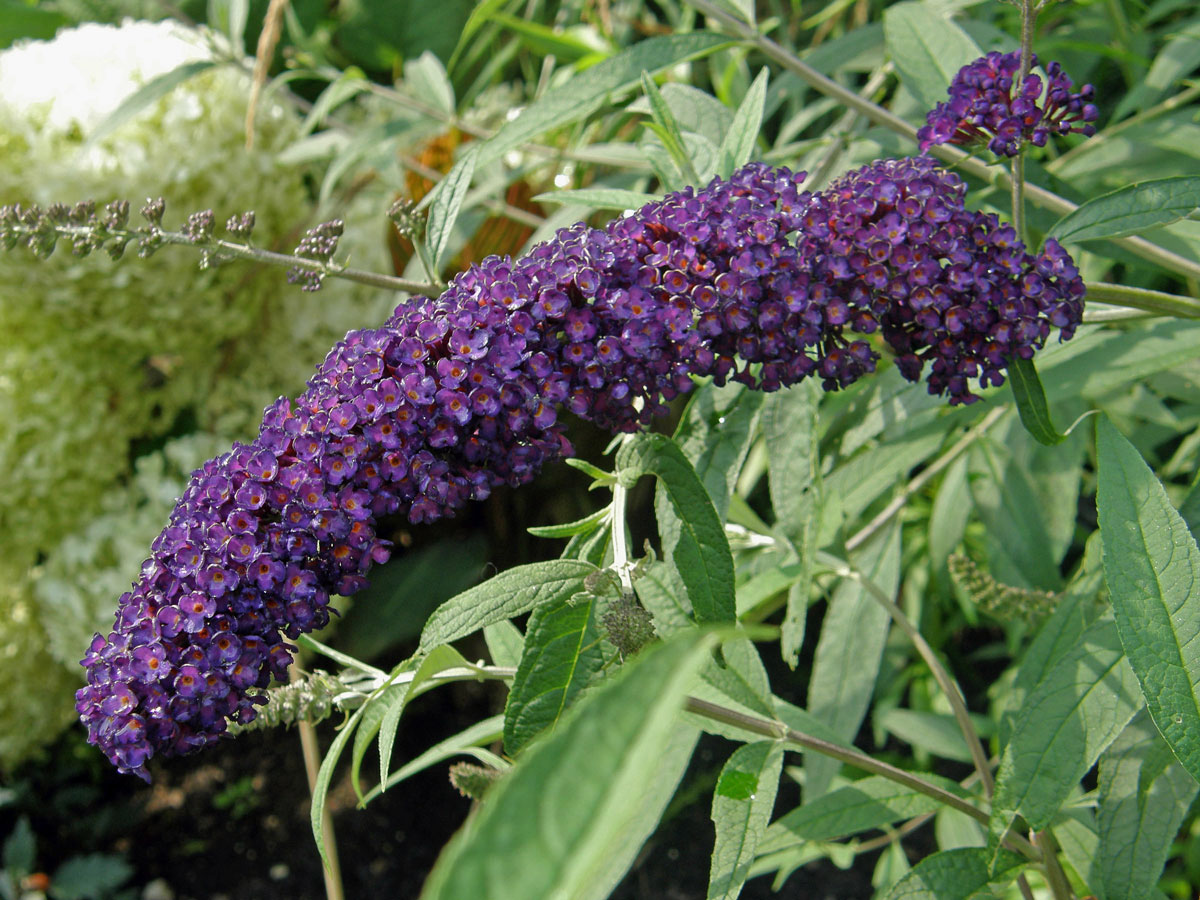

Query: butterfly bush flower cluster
[78,158,1084,779]
[918,50,1098,156]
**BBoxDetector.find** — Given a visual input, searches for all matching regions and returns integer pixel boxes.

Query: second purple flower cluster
[918,50,1098,157]
[77,156,1084,779]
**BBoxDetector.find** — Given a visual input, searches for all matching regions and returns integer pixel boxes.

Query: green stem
[291,665,347,900]
[684,0,1200,284]
[1036,829,1077,900]
[9,218,441,295]
[1084,282,1200,318]
[1010,0,1036,244]
[683,696,1039,860]
[815,550,996,799]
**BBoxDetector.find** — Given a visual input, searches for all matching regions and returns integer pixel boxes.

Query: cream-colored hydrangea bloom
[0,19,397,766]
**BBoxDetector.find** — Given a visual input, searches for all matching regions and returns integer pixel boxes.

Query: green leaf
[968,438,1063,590]
[404,50,456,116]
[805,522,901,798]
[419,631,715,900]
[763,382,822,665]
[881,848,1023,900]
[880,709,993,765]
[423,144,478,272]
[634,559,694,635]
[527,505,611,539]
[1095,711,1200,900]
[999,570,1104,746]
[300,69,369,135]
[471,33,730,172]
[84,61,218,147]
[484,620,525,667]
[49,854,132,900]
[1008,356,1066,445]
[883,2,982,112]
[698,637,776,720]
[364,715,505,804]
[618,433,736,624]
[640,71,702,187]
[707,741,784,900]
[311,697,373,867]
[532,188,661,210]
[380,645,473,786]
[1096,416,1200,783]
[503,593,606,755]
[489,12,607,62]
[759,775,968,854]
[1048,177,1200,245]
[350,679,409,802]
[419,559,599,651]
[296,634,387,679]
[2,815,34,877]
[717,68,769,177]
[990,616,1142,836]
[670,381,765,521]
[0,1,67,49]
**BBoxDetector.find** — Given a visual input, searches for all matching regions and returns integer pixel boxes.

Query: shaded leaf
[420,632,714,900]
[1096,416,1200,783]
[1009,356,1066,445]
[1095,711,1200,900]
[760,775,968,854]
[882,848,1022,900]
[618,433,736,624]
[1048,177,1200,245]
[503,593,605,755]
[708,741,784,900]
[805,522,900,798]
[883,2,982,112]
[419,559,599,651]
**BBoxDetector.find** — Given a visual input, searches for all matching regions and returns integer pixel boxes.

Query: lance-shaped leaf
[1097,415,1200,783]
[883,2,982,112]
[1095,711,1199,900]
[503,592,606,755]
[990,616,1142,838]
[763,381,822,665]
[759,775,969,854]
[419,631,714,900]
[619,433,736,624]
[881,848,1023,900]
[419,559,598,650]
[708,741,784,900]
[805,521,901,798]
[1048,176,1200,245]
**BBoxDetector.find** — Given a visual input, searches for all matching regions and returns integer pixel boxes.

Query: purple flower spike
[918,51,1098,157]
[77,160,1084,779]
[801,157,1084,403]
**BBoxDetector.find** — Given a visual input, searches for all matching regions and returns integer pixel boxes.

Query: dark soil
[17,698,880,900]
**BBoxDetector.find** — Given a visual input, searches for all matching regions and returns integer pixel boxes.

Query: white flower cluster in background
[0,18,396,767]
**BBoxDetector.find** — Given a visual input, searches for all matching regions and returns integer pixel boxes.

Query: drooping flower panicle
[78,160,1084,779]
[918,51,1098,157]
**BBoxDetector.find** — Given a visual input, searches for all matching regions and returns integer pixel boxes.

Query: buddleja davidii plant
[14,4,1200,900]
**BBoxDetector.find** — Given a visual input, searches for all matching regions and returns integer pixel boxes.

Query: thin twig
[291,665,346,900]
[683,697,1038,860]
[815,551,996,798]
[846,405,1009,552]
